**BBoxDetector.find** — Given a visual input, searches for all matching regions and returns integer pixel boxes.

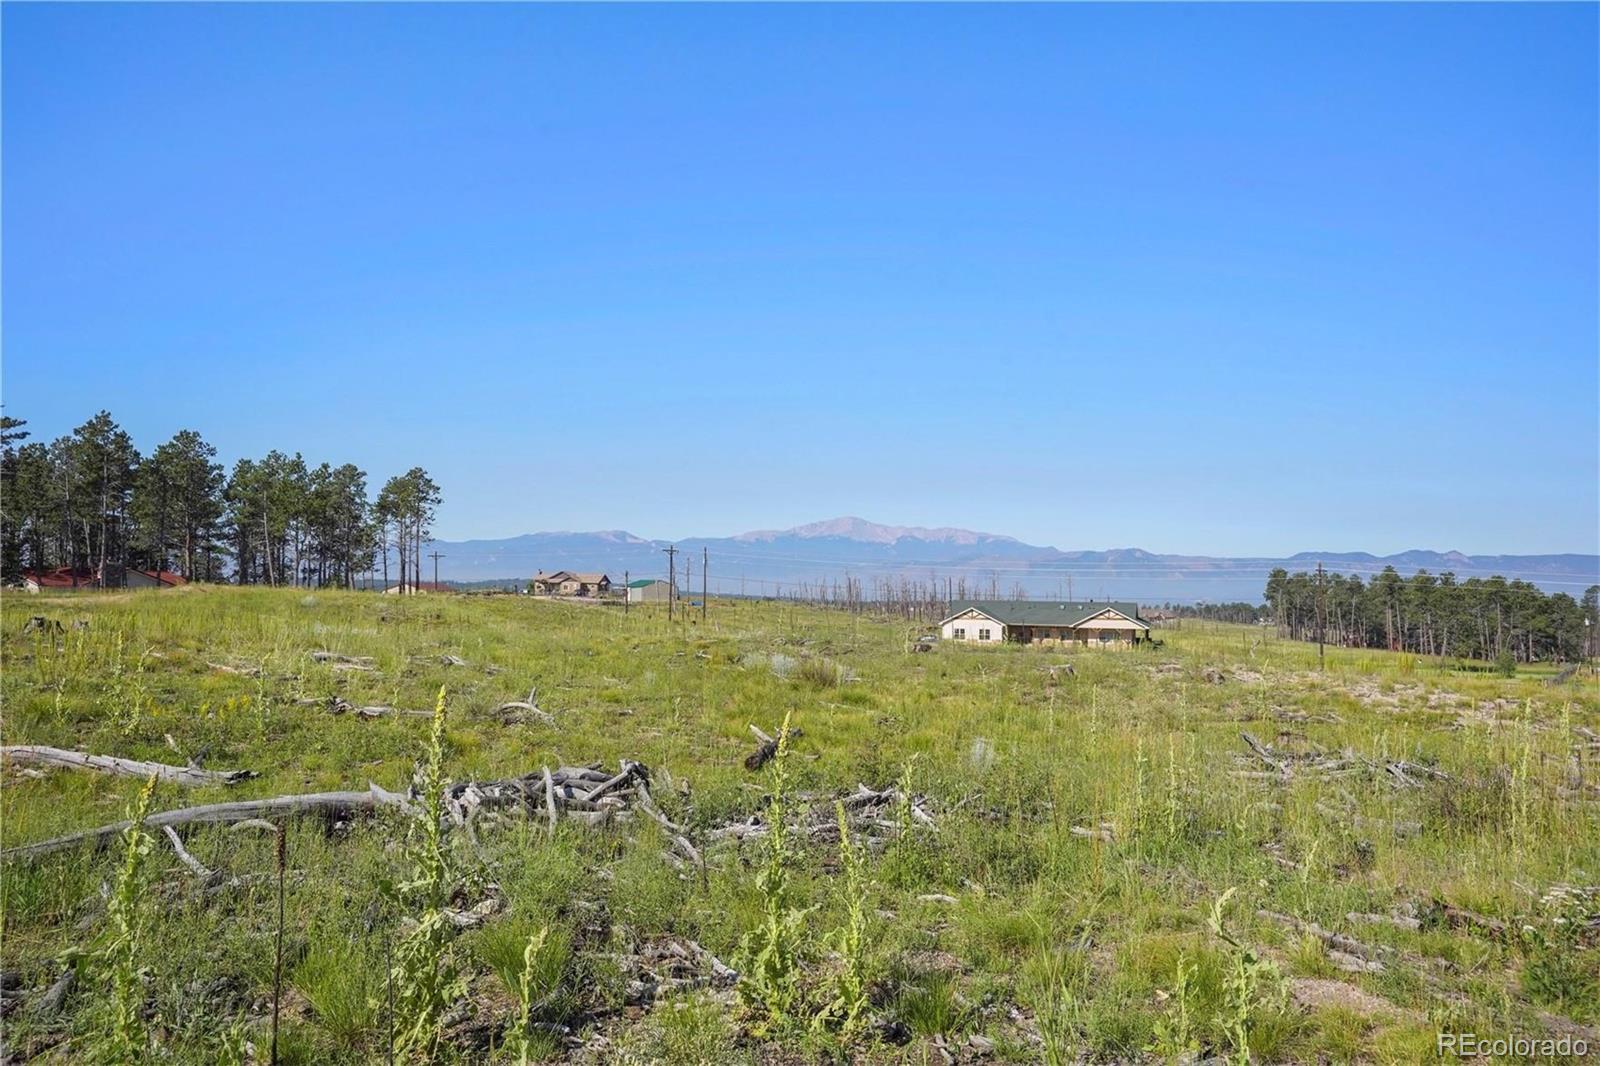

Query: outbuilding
[626,578,675,603]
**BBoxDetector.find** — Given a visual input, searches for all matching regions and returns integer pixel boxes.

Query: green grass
[1,587,1596,1063]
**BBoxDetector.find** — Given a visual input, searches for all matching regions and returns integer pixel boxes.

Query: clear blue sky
[4,4,1595,556]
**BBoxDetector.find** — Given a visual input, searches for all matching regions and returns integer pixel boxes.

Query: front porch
[1009,625,1146,648]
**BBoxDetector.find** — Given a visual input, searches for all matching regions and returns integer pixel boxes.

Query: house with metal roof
[937,600,1150,647]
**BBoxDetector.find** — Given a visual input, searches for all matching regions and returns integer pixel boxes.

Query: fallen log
[1427,899,1508,939]
[3,783,413,862]
[2,746,256,787]
[1314,801,1421,839]
[1257,909,1387,971]
[1327,949,1384,974]
[1347,911,1422,932]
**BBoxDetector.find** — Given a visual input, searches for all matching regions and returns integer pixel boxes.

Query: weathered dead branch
[1070,823,1116,843]
[310,651,374,665]
[1426,899,1508,939]
[744,722,804,772]
[3,783,414,861]
[1,746,255,787]
[329,697,432,720]
[497,686,553,724]
[1257,909,1387,973]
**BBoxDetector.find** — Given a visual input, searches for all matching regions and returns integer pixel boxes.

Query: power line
[1316,560,1326,672]
[662,545,677,622]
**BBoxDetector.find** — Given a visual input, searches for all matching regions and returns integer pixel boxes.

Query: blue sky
[4,4,1595,555]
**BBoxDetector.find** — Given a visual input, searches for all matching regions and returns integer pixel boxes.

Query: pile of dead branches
[1231,730,1450,792]
[707,781,935,853]
[1,759,689,864]
[621,937,738,1005]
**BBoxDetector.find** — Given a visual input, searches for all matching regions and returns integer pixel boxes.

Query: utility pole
[1316,560,1326,671]
[623,570,630,616]
[663,545,677,622]
[429,551,445,590]
[702,547,708,622]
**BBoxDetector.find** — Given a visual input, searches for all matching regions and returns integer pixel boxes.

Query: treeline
[0,412,442,591]
[1155,601,1268,624]
[1265,567,1599,663]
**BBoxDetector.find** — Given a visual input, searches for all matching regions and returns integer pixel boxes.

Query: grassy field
[1,587,1596,1064]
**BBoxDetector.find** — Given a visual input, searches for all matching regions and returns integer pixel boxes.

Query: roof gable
[942,599,1146,628]
[941,606,1005,626]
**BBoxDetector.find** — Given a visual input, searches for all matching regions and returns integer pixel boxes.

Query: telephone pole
[1316,560,1326,671]
[623,570,630,616]
[428,551,445,590]
[702,546,708,622]
[663,545,677,622]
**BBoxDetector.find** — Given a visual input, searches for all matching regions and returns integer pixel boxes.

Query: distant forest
[1265,567,1597,664]
[0,412,442,591]
[1153,602,1268,625]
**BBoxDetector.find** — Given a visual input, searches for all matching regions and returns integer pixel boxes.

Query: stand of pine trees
[1264,567,1598,664]
[0,411,441,591]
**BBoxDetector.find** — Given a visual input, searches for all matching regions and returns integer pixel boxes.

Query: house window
[953,627,966,640]
[978,628,992,641]
[1099,630,1115,643]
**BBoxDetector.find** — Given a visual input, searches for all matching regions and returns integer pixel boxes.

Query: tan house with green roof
[938,600,1150,647]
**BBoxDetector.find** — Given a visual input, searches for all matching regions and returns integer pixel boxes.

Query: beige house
[532,570,612,597]
[938,600,1150,647]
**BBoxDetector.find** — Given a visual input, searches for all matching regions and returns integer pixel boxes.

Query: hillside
[426,517,1599,602]
[2,589,1595,1062]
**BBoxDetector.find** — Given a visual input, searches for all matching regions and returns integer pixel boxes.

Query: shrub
[737,710,814,1035]
[293,940,378,1047]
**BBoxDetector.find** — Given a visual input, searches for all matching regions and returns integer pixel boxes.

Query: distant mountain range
[426,517,1599,604]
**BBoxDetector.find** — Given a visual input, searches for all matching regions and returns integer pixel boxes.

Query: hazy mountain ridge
[426,517,1599,602]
